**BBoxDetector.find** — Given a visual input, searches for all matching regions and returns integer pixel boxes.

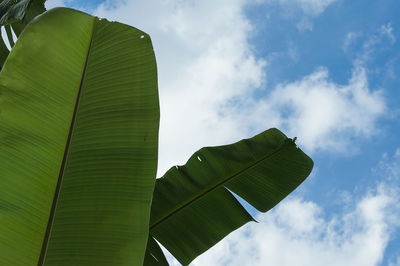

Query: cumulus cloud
[49,0,387,174]
[43,1,386,175]
[230,65,385,154]
[92,0,267,175]
[264,66,385,153]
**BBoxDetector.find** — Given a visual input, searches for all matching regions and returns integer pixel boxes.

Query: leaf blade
[0,8,95,265]
[43,15,159,266]
[0,7,159,265]
[149,128,313,265]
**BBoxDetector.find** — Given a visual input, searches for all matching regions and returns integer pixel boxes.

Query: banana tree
[0,6,313,266]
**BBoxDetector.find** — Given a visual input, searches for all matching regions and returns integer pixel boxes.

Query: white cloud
[342,31,362,51]
[342,24,397,88]
[75,0,387,173]
[352,23,397,66]
[263,66,386,153]
[43,0,385,174]
[45,0,66,9]
[380,23,396,44]
[287,42,299,62]
[231,65,385,154]
[375,148,400,184]
[277,0,337,16]
[262,0,337,31]
[93,0,267,175]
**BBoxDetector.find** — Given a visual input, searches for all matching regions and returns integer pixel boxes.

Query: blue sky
[43,1,400,265]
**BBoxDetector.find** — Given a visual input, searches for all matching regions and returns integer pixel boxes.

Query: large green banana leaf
[147,128,313,265]
[0,7,159,266]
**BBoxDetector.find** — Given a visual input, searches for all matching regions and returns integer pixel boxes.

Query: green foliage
[0,0,46,68]
[0,8,158,265]
[0,5,313,266]
[148,129,312,265]
[0,0,45,32]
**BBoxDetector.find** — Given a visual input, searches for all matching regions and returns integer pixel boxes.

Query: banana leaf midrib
[37,16,97,266]
[149,139,295,230]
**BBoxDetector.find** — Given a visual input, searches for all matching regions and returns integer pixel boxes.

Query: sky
[39,0,400,265]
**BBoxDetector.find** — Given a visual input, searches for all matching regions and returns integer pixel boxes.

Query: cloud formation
[43,0,388,174]
[345,23,397,66]
[276,0,337,16]
[263,67,385,153]
[260,0,337,31]
[93,0,267,175]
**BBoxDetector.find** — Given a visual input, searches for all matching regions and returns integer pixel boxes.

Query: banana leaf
[0,7,159,265]
[147,128,313,265]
